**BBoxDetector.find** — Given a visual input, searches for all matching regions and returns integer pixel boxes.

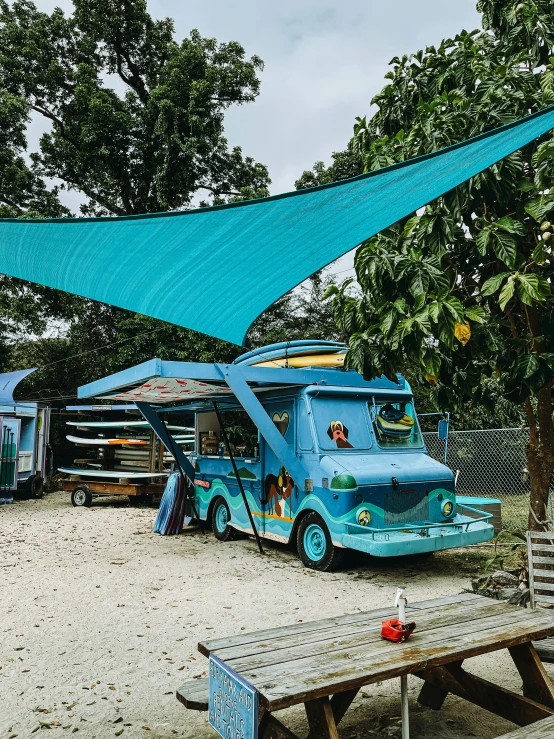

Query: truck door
[35,408,51,477]
[260,399,297,543]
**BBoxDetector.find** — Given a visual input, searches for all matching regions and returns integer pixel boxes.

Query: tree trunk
[526,384,554,531]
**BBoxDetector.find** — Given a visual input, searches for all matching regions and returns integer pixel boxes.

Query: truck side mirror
[437,419,449,440]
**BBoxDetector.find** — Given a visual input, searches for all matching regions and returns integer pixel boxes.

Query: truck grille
[384,491,429,525]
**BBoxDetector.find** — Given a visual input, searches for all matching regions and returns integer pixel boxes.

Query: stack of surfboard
[234,340,348,369]
[375,405,414,439]
[59,420,194,480]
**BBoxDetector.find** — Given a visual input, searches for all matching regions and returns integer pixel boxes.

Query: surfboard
[235,345,347,366]
[58,467,168,479]
[234,340,347,365]
[252,352,347,368]
[66,421,193,431]
[66,434,147,446]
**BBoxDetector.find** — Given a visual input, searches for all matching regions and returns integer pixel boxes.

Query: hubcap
[304,523,326,562]
[216,503,229,532]
[74,489,86,506]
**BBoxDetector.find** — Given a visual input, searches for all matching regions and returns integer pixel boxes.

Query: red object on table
[381,619,416,643]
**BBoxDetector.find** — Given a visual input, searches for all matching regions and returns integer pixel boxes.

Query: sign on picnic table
[209,654,258,739]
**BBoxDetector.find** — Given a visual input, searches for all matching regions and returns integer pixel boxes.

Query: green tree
[0,0,272,390]
[247,272,344,348]
[325,0,554,529]
[295,147,363,190]
[0,0,270,215]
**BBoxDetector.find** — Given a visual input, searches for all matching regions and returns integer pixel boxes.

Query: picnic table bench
[177,593,554,738]
[497,713,554,737]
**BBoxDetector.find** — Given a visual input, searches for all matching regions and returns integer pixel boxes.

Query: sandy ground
[0,492,541,739]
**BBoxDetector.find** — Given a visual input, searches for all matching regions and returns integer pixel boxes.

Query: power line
[34,325,167,372]
[11,325,170,403]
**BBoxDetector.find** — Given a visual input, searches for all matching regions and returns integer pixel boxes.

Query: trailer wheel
[212,498,237,542]
[133,494,153,506]
[26,475,44,499]
[72,485,93,508]
[297,512,344,571]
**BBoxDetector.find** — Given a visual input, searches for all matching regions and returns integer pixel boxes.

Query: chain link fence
[423,427,553,530]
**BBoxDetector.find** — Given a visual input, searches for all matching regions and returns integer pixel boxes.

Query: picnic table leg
[330,688,359,725]
[509,642,554,708]
[417,660,464,710]
[415,662,554,726]
[305,688,359,739]
[305,697,340,739]
[258,707,300,739]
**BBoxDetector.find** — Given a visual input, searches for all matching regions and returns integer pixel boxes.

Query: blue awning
[1,106,554,346]
[0,368,36,405]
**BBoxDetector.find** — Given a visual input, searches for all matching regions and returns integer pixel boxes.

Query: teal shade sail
[1,106,554,346]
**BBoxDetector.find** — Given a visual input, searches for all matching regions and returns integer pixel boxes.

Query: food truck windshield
[371,398,423,450]
[310,396,423,452]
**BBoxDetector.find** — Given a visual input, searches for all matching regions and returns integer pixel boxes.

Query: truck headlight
[358,509,371,526]
[441,500,454,518]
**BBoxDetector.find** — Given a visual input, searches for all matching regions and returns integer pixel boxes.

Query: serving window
[196,409,259,458]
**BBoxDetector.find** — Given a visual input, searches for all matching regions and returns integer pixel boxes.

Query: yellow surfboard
[252,352,347,368]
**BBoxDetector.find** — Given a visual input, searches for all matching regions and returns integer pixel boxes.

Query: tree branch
[61,176,127,216]
[112,43,149,104]
[523,302,544,354]
[0,194,23,212]
[197,184,241,196]
[30,104,81,149]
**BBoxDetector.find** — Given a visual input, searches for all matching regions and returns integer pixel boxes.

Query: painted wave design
[195,480,454,528]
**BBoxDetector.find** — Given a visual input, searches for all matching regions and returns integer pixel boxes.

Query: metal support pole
[396,589,410,739]
[213,401,264,555]
[443,412,450,467]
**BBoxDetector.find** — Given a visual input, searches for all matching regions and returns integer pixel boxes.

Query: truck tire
[26,475,44,499]
[211,498,237,542]
[72,485,93,508]
[297,511,344,571]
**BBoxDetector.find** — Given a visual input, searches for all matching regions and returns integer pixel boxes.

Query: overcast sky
[33,0,482,275]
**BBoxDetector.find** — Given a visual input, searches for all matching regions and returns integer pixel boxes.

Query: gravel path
[0,492,535,738]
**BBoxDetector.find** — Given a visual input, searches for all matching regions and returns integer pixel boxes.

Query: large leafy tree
[324,0,554,529]
[0,0,272,392]
[0,74,77,361]
[0,0,270,215]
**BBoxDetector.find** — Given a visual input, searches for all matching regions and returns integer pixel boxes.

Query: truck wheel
[72,485,93,508]
[297,512,344,571]
[212,498,237,542]
[26,475,44,499]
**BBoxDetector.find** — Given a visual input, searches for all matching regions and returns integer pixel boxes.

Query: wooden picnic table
[182,593,554,738]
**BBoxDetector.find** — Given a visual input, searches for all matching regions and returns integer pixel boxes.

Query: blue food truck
[76,341,495,570]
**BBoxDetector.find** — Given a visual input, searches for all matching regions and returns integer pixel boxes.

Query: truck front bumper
[341,516,494,557]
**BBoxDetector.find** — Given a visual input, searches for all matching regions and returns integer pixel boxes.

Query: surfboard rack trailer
[58,473,166,508]
[60,403,192,507]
